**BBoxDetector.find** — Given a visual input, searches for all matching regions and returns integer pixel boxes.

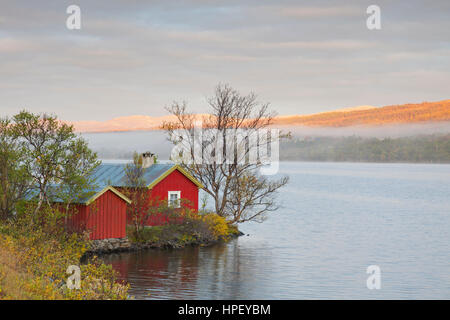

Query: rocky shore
[88,237,132,254]
[85,231,244,257]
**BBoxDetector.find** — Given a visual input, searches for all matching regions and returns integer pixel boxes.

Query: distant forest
[280,134,450,163]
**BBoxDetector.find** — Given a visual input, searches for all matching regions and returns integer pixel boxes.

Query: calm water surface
[101,162,450,299]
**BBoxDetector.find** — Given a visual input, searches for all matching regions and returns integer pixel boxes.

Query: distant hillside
[70,99,450,132]
[273,100,450,127]
[69,114,209,133]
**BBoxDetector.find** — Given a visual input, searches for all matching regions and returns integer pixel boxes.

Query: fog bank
[285,122,450,138]
[81,122,450,161]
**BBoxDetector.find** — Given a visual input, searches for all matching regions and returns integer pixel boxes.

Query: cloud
[0,0,449,121]
[0,38,36,53]
[271,5,361,18]
[256,40,377,50]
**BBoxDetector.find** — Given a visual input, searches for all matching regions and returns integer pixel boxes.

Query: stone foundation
[88,237,131,254]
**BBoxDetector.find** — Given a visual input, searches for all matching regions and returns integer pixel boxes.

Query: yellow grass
[0,243,63,300]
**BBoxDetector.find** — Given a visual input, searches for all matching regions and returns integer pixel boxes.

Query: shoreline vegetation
[0,213,129,300]
[127,215,242,250]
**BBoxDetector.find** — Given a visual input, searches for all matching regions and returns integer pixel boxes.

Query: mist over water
[81,130,172,160]
[284,121,450,138]
[81,122,450,162]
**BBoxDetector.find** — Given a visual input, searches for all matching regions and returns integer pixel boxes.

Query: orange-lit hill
[70,114,209,133]
[273,99,450,127]
[70,99,450,132]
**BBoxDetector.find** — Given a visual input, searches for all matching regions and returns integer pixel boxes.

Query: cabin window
[168,191,181,208]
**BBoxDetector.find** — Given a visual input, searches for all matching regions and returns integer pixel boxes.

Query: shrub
[201,213,231,240]
[0,207,129,300]
[126,211,239,246]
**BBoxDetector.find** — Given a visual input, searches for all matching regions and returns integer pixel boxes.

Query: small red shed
[67,186,131,240]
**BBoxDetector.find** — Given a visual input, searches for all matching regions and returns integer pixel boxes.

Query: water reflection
[102,238,275,300]
[104,247,202,299]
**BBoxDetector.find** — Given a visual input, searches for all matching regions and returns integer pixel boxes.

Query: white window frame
[168,191,181,208]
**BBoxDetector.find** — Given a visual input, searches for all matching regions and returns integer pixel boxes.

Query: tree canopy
[0,111,99,221]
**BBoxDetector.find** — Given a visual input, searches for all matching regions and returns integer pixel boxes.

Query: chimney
[140,152,155,169]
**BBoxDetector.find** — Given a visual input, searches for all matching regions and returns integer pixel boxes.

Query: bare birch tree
[162,84,289,224]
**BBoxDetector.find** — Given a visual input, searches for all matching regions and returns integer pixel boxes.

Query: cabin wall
[68,190,127,240]
[67,204,88,233]
[87,190,127,240]
[146,169,199,226]
[150,169,199,210]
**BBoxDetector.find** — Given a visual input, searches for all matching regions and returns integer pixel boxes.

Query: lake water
[100,162,450,299]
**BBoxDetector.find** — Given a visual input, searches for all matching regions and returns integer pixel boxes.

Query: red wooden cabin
[91,160,204,227]
[66,186,131,240]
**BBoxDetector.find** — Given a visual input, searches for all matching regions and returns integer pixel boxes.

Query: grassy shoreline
[0,217,129,300]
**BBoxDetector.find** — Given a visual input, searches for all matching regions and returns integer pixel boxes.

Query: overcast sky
[0,0,449,121]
